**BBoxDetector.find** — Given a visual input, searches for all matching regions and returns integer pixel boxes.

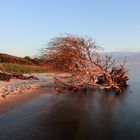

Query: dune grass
[0,63,47,73]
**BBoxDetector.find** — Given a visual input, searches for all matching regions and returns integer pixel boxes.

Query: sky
[0,0,140,57]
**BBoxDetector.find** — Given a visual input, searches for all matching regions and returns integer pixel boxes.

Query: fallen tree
[42,35,128,92]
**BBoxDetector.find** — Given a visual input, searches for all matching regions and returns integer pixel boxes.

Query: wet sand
[0,88,52,114]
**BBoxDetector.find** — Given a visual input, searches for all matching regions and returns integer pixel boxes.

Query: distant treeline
[0,53,44,66]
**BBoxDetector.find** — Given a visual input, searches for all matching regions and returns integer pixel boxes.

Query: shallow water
[0,62,140,140]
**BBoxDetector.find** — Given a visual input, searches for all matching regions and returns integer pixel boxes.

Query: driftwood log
[0,72,39,81]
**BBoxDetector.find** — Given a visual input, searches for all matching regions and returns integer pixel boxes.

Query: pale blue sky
[0,0,140,57]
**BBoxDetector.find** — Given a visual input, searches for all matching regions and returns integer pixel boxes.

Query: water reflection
[0,86,138,140]
[37,89,128,140]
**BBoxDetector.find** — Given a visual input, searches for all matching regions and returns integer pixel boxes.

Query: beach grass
[0,63,47,73]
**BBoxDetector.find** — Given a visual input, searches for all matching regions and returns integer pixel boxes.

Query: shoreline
[0,88,47,113]
[0,73,55,99]
[0,73,57,113]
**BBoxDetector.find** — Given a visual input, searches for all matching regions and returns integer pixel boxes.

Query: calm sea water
[0,62,139,140]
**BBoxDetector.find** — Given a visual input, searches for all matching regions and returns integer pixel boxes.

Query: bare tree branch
[41,35,128,92]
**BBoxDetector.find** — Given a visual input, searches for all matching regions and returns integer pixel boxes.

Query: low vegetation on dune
[41,34,129,92]
[0,62,48,81]
[0,53,45,65]
[0,53,34,65]
[0,53,49,73]
[0,63,47,73]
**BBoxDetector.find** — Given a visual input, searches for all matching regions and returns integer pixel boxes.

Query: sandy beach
[0,73,55,99]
